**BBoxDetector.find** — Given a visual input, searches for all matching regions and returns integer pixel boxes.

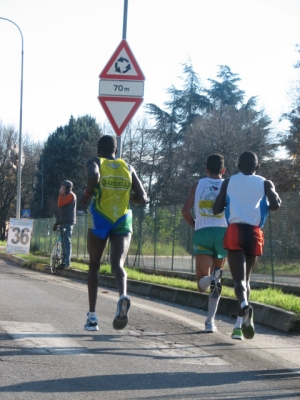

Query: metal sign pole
[0,17,24,218]
[99,1,144,149]
[116,0,128,159]
[122,0,128,40]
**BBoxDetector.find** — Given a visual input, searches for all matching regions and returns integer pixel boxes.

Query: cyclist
[52,180,76,269]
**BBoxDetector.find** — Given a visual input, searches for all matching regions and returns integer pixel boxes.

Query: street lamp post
[0,17,24,219]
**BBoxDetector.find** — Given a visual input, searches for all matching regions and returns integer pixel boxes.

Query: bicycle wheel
[50,242,61,274]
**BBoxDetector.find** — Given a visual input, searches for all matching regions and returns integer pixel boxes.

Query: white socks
[235,316,243,329]
[240,300,248,310]
[206,295,220,324]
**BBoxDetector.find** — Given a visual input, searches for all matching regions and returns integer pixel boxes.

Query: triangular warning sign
[100,40,145,81]
[98,96,143,136]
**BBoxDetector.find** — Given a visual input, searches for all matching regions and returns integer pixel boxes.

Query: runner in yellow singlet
[82,135,148,331]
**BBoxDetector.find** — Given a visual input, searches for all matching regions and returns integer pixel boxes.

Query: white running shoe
[113,294,131,330]
[205,322,217,333]
[84,313,99,331]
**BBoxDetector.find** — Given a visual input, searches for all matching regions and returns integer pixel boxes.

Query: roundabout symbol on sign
[115,57,131,74]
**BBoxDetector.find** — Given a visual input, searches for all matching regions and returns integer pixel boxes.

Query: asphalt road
[1,258,300,400]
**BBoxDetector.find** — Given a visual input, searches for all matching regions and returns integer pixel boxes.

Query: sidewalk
[1,252,299,334]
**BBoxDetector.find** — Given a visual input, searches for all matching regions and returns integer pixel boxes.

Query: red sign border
[98,96,144,136]
[99,40,145,81]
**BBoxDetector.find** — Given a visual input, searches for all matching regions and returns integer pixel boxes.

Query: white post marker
[6,218,33,255]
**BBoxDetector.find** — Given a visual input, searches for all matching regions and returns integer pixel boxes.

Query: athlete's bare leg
[110,233,132,296]
[196,254,226,330]
[196,255,212,292]
[227,250,257,316]
[227,250,246,310]
[87,229,107,312]
[238,254,257,316]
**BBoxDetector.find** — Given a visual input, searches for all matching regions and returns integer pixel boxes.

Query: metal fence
[31,192,300,285]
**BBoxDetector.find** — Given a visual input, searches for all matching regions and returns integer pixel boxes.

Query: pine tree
[32,115,102,217]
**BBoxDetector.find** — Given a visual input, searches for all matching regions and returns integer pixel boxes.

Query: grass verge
[10,252,299,317]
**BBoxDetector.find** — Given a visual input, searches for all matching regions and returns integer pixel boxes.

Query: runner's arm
[264,180,282,211]
[130,167,148,205]
[82,158,100,204]
[212,178,229,215]
[181,181,198,228]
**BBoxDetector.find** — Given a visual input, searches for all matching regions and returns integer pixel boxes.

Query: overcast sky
[0,0,299,143]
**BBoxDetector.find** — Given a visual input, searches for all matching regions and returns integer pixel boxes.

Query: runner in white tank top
[182,154,227,333]
[213,151,281,340]
[225,172,269,227]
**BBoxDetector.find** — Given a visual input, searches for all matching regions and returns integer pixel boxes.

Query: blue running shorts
[88,206,132,240]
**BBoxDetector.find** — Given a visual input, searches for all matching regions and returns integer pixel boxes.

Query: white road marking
[0,319,228,365]
[0,321,88,355]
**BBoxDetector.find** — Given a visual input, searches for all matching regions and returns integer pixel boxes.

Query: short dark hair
[97,135,117,154]
[206,154,225,174]
[238,151,258,173]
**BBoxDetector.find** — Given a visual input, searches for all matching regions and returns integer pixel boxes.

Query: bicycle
[49,227,64,275]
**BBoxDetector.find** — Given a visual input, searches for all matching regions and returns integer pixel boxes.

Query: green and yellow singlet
[92,157,132,224]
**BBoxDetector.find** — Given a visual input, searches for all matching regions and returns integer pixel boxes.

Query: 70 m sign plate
[99,79,144,97]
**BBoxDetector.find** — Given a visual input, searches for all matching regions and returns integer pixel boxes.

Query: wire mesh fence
[30,192,300,285]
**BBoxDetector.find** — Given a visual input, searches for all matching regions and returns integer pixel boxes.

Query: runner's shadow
[0,370,299,395]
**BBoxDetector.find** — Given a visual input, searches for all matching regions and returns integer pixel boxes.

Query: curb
[1,253,299,333]
[138,267,300,296]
